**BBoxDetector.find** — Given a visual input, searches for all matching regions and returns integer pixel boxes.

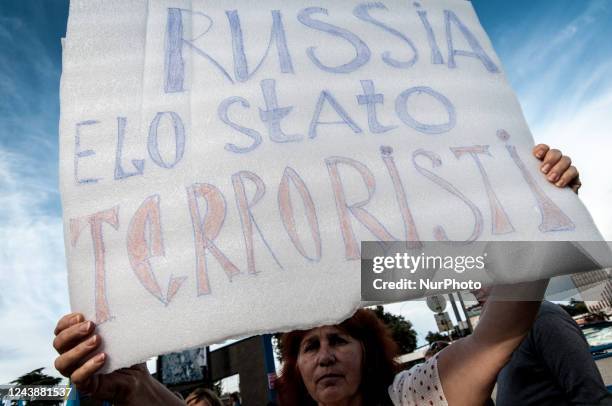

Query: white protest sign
[60,0,610,372]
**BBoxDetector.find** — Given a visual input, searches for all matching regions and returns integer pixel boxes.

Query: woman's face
[296,325,364,404]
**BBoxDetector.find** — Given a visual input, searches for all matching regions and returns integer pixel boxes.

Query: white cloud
[544,1,606,52]
[494,1,611,130]
[0,148,69,384]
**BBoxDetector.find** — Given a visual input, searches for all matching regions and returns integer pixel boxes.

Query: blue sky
[1,0,611,383]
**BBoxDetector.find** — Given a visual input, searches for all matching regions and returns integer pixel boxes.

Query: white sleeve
[387,355,449,406]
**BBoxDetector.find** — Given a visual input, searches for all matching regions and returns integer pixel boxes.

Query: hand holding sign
[53,313,183,405]
[533,144,581,193]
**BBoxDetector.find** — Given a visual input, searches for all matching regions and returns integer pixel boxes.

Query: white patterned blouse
[388,354,449,406]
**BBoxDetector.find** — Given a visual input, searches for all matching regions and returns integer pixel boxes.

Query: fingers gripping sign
[533,144,581,193]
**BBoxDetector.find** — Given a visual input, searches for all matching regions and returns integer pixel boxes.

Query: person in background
[473,286,612,406]
[185,387,223,406]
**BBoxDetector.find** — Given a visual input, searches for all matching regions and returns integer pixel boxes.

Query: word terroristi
[70,140,575,324]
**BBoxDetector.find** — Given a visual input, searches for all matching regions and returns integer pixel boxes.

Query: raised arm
[438,280,548,405]
[436,144,579,405]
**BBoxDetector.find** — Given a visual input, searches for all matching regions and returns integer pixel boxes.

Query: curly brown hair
[276,309,400,405]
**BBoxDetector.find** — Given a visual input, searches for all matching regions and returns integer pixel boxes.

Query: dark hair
[276,309,400,405]
[186,387,223,406]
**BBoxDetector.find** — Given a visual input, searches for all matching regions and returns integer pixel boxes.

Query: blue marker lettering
[414,2,444,64]
[259,79,303,143]
[298,7,371,74]
[74,120,101,185]
[310,90,363,138]
[356,80,396,134]
[353,3,418,69]
[395,86,455,134]
[114,117,145,180]
[444,9,499,73]
[218,97,263,153]
[165,8,234,89]
[147,112,186,169]
[226,10,294,82]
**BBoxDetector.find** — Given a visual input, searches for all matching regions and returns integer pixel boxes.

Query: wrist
[133,373,184,406]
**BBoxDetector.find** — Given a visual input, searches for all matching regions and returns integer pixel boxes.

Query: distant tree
[425,331,450,344]
[10,368,63,406]
[10,368,62,385]
[559,298,589,317]
[372,306,418,354]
